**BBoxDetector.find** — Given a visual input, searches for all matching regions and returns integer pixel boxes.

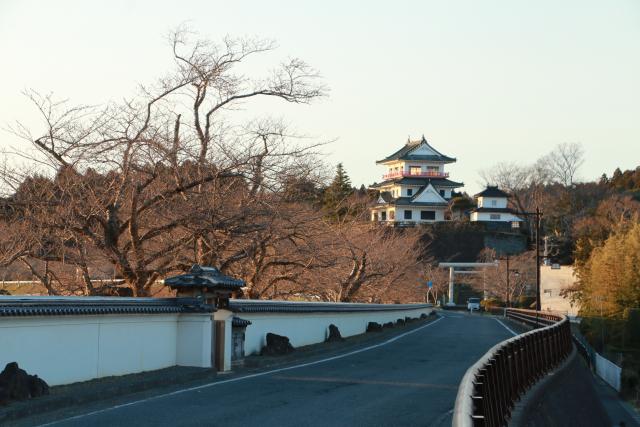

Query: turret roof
[376,136,456,164]
[474,186,510,198]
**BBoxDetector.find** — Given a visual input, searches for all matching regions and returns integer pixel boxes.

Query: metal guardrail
[452,308,572,427]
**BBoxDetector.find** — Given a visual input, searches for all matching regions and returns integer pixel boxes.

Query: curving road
[32,312,515,427]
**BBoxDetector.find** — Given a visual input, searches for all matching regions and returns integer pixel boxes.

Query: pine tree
[323,163,354,219]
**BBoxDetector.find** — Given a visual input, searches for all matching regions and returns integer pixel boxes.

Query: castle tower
[370,136,463,225]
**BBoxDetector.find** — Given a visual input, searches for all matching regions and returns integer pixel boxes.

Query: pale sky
[1,0,639,194]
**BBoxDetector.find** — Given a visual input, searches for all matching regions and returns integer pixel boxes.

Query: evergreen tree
[598,173,609,185]
[323,163,354,219]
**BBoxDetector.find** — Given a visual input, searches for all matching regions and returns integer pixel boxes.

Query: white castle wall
[0,298,212,386]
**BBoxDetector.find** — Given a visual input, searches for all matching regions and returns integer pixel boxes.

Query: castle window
[404,210,412,220]
[407,188,413,196]
[421,210,435,220]
[439,190,445,197]
[409,166,421,175]
[491,199,497,207]
[490,214,501,220]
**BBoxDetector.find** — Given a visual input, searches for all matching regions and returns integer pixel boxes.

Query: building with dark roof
[470,186,523,224]
[369,136,463,224]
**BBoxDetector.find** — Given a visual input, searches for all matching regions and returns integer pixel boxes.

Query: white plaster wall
[177,314,213,368]
[471,212,522,222]
[384,159,445,174]
[235,307,433,356]
[438,188,452,199]
[0,313,212,386]
[477,197,507,208]
[412,185,445,203]
[540,265,580,316]
[404,163,444,173]
[399,207,446,222]
[390,162,404,172]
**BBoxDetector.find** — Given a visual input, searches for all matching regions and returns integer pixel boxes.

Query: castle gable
[412,183,447,204]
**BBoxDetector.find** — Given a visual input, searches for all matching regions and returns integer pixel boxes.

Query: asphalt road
[33,312,515,427]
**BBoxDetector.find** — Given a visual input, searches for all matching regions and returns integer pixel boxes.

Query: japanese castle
[370,136,463,224]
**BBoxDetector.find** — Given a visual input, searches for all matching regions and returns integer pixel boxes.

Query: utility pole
[511,206,543,327]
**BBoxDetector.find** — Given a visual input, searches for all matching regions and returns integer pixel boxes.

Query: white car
[467,298,481,312]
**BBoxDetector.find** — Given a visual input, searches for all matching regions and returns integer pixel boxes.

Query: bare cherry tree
[475,248,535,306]
[1,29,326,296]
[423,262,449,304]
[307,220,424,303]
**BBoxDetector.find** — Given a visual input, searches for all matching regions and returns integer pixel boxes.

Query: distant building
[470,186,523,224]
[540,265,580,317]
[369,136,463,225]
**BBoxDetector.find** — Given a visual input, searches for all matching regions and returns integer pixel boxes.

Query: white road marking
[494,318,518,336]
[39,316,445,426]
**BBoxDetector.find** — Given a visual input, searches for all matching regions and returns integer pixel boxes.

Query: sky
[1,0,639,194]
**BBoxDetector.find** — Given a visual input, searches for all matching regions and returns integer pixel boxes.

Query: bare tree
[423,262,449,304]
[475,248,535,306]
[544,142,584,187]
[308,221,424,303]
[1,29,326,296]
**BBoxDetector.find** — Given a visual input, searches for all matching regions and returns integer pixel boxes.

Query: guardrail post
[477,369,490,426]
[508,342,521,403]
[472,377,485,426]
[520,334,531,390]
[486,362,500,427]
[494,353,508,423]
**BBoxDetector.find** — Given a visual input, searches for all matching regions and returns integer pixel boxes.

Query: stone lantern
[164,265,245,309]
